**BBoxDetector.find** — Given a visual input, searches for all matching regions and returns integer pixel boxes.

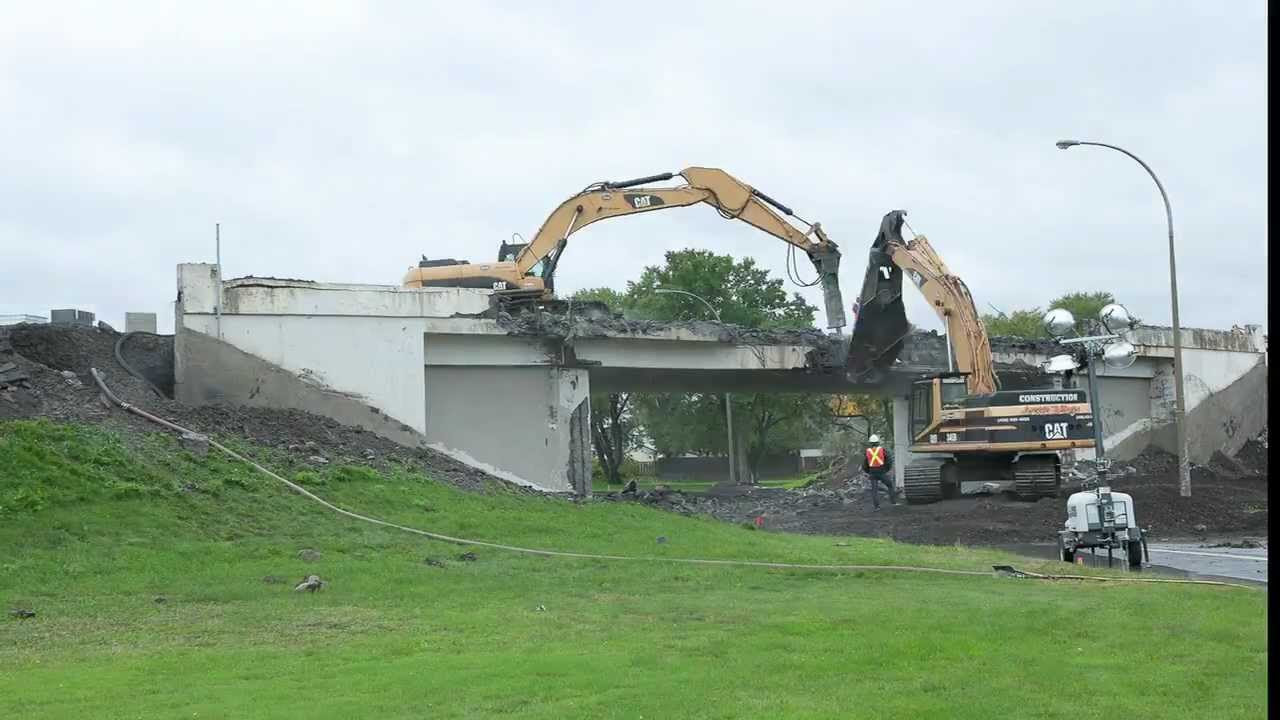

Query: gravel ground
[603,442,1268,546]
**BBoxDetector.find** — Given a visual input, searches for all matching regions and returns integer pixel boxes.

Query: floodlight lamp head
[1044,354,1080,374]
[1098,303,1133,333]
[1043,308,1076,338]
[1102,340,1138,370]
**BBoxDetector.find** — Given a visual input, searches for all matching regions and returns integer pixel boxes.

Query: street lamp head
[1055,140,1081,149]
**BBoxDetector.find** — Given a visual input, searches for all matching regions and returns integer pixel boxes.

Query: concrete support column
[892,394,915,490]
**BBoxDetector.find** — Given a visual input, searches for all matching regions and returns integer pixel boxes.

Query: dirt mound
[1,323,507,494]
[8,323,174,399]
[1234,427,1268,474]
[605,444,1268,545]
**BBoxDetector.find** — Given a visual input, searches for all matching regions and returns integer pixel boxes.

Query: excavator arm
[846,211,997,395]
[404,166,846,331]
[519,166,845,329]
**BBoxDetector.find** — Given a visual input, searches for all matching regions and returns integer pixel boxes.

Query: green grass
[0,420,1267,719]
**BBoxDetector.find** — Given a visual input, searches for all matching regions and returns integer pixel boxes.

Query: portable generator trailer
[1058,476,1150,570]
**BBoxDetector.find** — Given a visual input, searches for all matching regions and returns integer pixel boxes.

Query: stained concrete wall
[125,313,158,333]
[175,327,428,448]
[185,313,431,435]
[423,365,590,493]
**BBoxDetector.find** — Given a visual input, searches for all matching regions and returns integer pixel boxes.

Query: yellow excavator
[402,167,848,331]
[845,211,1097,503]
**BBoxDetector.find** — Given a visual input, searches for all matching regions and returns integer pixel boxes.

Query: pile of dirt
[1234,426,1268,475]
[0,323,507,493]
[604,442,1268,546]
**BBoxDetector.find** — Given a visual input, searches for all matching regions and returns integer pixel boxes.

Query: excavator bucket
[845,211,912,383]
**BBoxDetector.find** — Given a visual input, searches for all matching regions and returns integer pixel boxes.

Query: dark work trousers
[868,471,897,508]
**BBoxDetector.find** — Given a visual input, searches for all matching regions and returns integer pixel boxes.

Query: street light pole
[1056,139,1191,497]
[654,288,741,485]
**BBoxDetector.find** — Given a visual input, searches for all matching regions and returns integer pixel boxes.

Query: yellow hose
[88,368,1257,591]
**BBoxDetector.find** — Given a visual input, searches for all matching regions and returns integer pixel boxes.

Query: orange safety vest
[865,447,886,468]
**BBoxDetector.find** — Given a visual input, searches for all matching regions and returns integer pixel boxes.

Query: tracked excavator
[845,211,1097,504]
[402,167,848,331]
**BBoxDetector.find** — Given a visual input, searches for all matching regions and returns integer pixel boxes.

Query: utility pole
[215,223,222,340]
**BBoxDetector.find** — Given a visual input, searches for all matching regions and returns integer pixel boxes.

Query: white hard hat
[868,434,881,444]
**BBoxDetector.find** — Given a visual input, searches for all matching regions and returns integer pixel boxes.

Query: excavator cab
[497,240,526,264]
[908,374,969,442]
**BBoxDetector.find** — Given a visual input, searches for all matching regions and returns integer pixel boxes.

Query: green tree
[980,291,1138,339]
[624,249,814,328]
[622,250,830,481]
[982,308,1047,339]
[569,286,628,314]
[570,288,636,485]
[1048,291,1139,334]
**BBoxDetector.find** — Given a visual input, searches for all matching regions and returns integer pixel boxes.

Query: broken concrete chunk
[308,455,329,465]
[179,431,210,456]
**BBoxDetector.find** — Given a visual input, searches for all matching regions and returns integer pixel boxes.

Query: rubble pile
[494,306,845,365]
[0,323,509,493]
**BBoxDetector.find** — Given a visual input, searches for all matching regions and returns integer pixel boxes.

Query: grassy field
[0,420,1267,719]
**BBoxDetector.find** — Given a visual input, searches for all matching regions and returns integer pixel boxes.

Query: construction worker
[862,434,896,510]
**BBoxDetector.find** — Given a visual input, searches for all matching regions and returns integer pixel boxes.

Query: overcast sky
[0,2,1267,335]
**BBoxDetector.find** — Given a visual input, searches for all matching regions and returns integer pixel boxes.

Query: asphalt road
[1144,542,1267,584]
[999,541,1268,586]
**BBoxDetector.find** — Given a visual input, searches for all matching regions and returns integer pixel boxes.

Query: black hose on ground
[113,331,172,400]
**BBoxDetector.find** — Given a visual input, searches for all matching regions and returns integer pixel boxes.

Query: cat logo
[1044,422,1068,440]
[624,193,665,209]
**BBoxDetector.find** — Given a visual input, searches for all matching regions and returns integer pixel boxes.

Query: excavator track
[903,458,949,504]
[1013,455,1060,499]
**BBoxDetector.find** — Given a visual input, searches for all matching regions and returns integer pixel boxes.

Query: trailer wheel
[1127,540,1143,569]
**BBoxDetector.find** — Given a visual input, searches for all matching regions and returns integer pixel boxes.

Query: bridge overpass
[175,264,1266,494]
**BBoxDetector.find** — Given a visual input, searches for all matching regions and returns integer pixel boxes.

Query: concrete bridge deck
[174,264,1266,494]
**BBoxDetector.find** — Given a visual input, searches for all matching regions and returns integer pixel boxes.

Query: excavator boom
[404,167,847,330]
